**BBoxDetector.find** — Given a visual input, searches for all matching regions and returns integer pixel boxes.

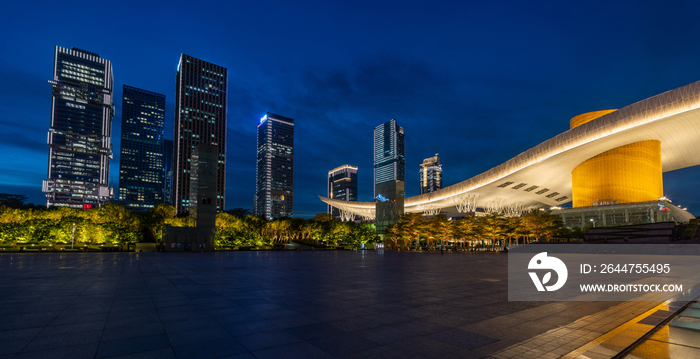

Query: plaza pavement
[0,251,669,358]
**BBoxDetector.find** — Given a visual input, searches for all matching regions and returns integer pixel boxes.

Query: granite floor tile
[96,333,171,358]
[13,342,99,359]
[251,341,335,359]
[167,325,231,347]
[286,322,346,340]
[234,329,302,352]
[309,332,381,356]
[22,328,103,352]
[171,337,247,359]
[0,251,660,359]
[162,317,219,333]
[220,319,280,336]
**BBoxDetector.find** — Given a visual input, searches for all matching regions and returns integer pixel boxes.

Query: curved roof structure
[320,80,700,217]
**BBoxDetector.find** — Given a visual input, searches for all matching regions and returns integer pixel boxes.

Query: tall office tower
[117,85,165,211]
[373,119,405,195]
[255,112,294,220]
[327,165,358,217]
[174,54,227,213]
[43,46,114,209]
[163,139,173,205]
[373,119,405,245]
[419,154,442,194]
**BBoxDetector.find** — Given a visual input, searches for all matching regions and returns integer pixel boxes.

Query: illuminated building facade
[373,119,405,194]
[255,112,294,220]
[163,139,173,205]
[173,54,227,213]
[327,165,358,218]
[321,79,700,227]
[569,111,663,208]
[43,46,114,209]
[373,119,405,240]
[419,154,442,195]
[117,85,165,211]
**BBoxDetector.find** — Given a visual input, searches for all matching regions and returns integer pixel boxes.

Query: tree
[434,214,453,249]
[522,209,564,242]
[401,213,424,249]
[144,204,177,242]
[225,208,251,218]
[385,221,403,250]
[0,193,28,209]
[478,213,507,250]
[454,215,477,250]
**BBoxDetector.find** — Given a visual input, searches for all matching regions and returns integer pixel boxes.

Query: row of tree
[384,210,573,250]
[0,199,576,251]
[0,204,379,248]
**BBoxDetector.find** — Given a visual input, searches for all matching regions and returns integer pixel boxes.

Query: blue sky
[2,0,700,217]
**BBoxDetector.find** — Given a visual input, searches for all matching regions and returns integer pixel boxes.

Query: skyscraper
[373,119,405,194]
[373,119,405,245]
[419,154,442,194]
[163,139,173,205]
[117,85,165,211]
[328,165,358,217]
[43,46,114,209]
[255,112,294,220]
[173,54,227,213]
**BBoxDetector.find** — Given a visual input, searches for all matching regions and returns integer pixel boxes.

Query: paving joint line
[561,299,685,359]
[611,299,699,359]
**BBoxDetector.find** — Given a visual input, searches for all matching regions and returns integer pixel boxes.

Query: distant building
[117,85,165,211]
[419,154,442,194]
[255,112,294,220]
[373,119,405,194]
[327,165,358,218]
[373,119,405,243]
[163,139,173,205]
[43,46,114,209]
[173,54,227,214]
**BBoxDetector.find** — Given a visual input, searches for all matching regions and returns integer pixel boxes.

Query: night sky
[3,1,700,217]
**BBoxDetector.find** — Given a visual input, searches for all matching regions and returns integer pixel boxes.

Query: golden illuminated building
[569,109,617,128]
[571,140,662,208]
[570,111,663,208]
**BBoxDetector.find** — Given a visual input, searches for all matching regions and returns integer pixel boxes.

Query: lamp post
[71,222,76,249]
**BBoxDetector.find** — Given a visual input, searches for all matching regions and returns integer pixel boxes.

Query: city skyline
[4,1,700,217]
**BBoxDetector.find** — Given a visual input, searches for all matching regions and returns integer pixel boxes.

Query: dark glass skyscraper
[163,139,173,205]
[419,153,442,194]
[117,85,165,210]
[373,119,405,194]
[174,54,227,213]
[255,112,294,220]
[373,119,405,245]
[43,46,114,209]
[328,165,358,217]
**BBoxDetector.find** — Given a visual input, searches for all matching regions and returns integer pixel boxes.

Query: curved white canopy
[321,80,700,217]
